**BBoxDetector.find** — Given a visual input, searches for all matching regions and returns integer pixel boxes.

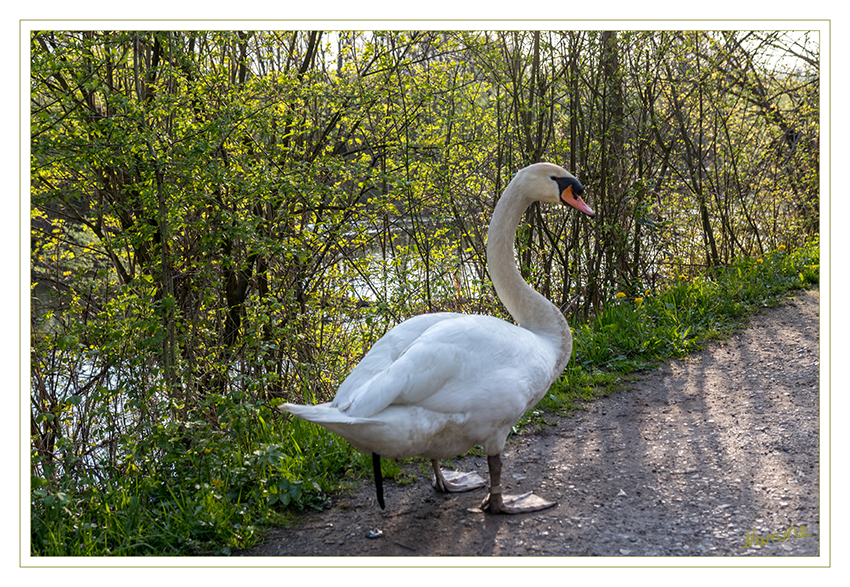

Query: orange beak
[560,185,595,217]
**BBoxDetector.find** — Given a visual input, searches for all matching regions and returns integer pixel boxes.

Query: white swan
[282,162,595,514]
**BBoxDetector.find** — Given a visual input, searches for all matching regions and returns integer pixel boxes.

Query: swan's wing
[335,337,465,417]
[332,314,548,419]
[330,312,462,412]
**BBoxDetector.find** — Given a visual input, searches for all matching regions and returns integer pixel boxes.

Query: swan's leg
[480,454,556,514]
[430,459,487,493]
[372,453,385,509]
[431,459,450,492]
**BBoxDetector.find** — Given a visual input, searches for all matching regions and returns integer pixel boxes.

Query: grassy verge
[536,237,819,419]
[30,238,819,556]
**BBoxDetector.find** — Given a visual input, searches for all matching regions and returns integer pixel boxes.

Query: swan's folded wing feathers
[331,312,463,413]
[337,339,463,418]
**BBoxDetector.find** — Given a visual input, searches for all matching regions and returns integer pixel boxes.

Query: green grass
[30,237,819,556]
[534,237,819,421]
[31,397,359,556]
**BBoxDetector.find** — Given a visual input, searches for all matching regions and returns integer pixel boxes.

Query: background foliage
[30,30,819,554]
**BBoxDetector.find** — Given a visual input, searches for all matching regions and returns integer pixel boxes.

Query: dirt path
[240,287,820,558]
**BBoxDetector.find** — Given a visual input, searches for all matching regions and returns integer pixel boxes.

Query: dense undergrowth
[30,30,820,557]
[30,238,819,556]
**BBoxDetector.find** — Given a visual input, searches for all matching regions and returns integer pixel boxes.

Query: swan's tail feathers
[280,402,381,425]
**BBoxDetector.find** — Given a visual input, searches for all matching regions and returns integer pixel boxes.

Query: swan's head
[517,162,595,217]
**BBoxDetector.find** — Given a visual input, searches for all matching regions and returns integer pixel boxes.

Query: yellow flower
[635,297,643,304]
[679,274,687,280]
[616,292,626,298]
[778,244,786,251]
[757,258,763,263]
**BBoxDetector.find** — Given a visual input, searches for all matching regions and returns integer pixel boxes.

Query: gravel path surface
[239,287,820,559]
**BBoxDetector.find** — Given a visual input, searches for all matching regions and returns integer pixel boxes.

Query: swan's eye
[551,175,585,197]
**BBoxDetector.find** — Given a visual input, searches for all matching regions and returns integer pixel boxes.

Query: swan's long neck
[486,181,572,370]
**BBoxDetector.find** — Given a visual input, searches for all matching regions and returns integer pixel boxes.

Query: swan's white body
[285,311,561,459]
[283,162,594,512]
